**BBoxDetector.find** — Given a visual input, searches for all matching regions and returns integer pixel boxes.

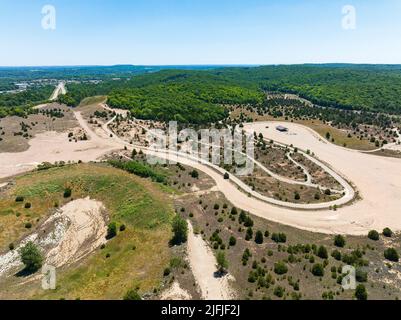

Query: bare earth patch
[0,197,107,277]
[160,281,192,300]
[187,221,236,300]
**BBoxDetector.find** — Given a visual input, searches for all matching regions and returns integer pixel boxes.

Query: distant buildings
[276,125,289,132]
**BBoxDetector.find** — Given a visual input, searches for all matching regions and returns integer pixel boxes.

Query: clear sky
[1,0,401,66]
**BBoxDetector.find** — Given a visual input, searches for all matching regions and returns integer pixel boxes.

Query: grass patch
[0,163,174,300]
[78,95,107,107]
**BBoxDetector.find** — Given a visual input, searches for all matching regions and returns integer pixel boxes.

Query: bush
[368,230,380,241]
[63,187,72,198]
[119,224,126,232]
[331,250,342,261]
[334,235,346,248]
[245,227,253,241]
[255,231,264,244]
[356,269,368,283]
[229,236,236,246]
[190,170,199,179]
[25,222,32,229]
[324,189,331,196]
[15,196,24,202]
[231,207,238,215]
[123,289,141,300]
[19,241,43,272]
[271,233,287,243]
[106,222,117,239]
[311,264,324,277]
[355,284,367,300]
[317,246,328,259]
[274,262,288,275]
[216,251,228,274]
[163,267,171,276]
[171,215,188,245]
[384,248,399,262]
[383,228,393,238]
[9,243,14,251]
[24,202,32,209]
[224,172,230,180]
[274,286,285,298]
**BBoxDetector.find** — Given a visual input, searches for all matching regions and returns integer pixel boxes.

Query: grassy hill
[0,163,175,300]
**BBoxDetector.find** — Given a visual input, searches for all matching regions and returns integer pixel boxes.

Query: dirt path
[49,82,67,101]
[187,222,235,300]
[2,107,400,235]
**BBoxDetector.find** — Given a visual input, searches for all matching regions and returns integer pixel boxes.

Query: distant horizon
[2,62,401,69]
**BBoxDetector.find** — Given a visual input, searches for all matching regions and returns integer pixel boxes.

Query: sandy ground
[0,182,8,189]
[46,197,108,267]
[242,121,401,233]
[160,281,192,300]
[187,222,235,300]
[0,198,107,276]
[0,114,119,179]
[49,82,67,101]
[2,108,401,234]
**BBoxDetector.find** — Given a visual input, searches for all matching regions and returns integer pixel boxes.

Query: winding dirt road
[3,110,401,235]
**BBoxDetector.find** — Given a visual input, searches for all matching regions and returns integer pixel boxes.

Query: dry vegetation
[0,104,77,153]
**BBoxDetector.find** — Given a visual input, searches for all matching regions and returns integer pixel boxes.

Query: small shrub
[317,246,328,259]
[163,268,171,276]
[19,241,43,272]
[368,230,380,241]
[384,248,399,262]
[216,251,228,274]
[255,230,264,244]
[271,233,287,243]
[245,227,253,241]
[331,250,342,261]
[356,269,368,283]
[274,262,288,275]
[123,289,141,300]
[355,284,367,300]
[63,188,72,198]
[334,235,346,248]
[24,202,32,209]
[15,196,24,202]
[274,286,285,298]
[171,215,188,245]
[190,170,199,179]
[106,222,117,239]
[311,264,324,277]
[383,228,393,238]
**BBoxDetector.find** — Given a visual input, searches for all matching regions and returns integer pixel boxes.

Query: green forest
[0,85,54,118]
[3,64,401,122]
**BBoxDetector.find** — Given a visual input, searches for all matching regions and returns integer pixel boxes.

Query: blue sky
[1,0,401,66]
